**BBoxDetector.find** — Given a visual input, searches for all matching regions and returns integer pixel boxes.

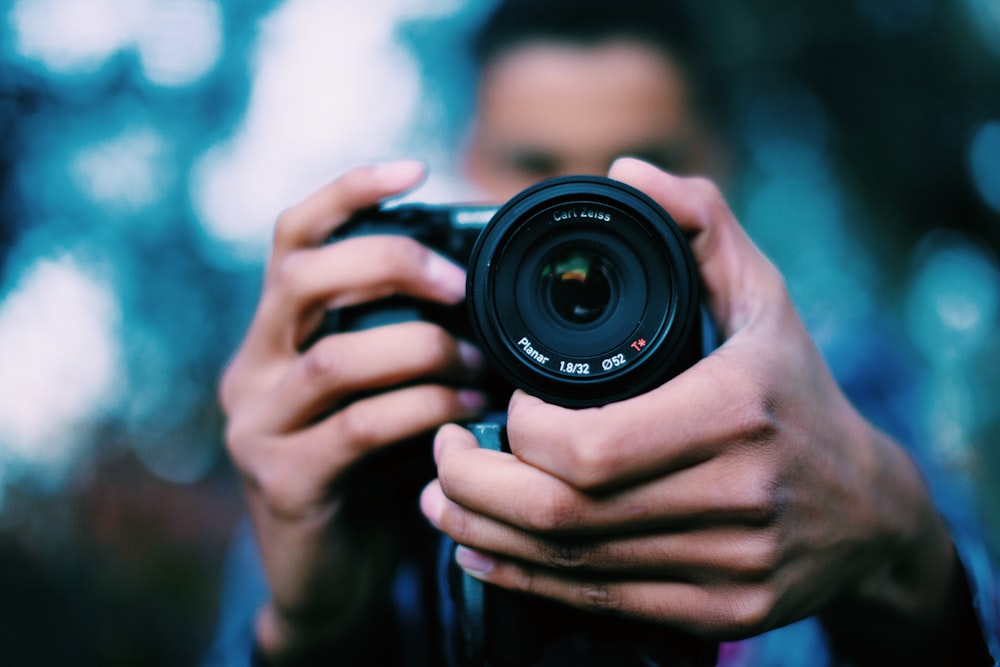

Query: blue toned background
[0,1,997,663]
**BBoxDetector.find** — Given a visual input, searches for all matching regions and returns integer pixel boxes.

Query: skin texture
[422,159,969,661]
[465,41,720,200]
[219,40,988,665]
[219,161,490,661]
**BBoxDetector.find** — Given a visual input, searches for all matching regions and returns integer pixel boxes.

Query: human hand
[219,161,488,662]
[421,158,971,661]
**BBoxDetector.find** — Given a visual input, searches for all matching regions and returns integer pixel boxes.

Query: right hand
[218,161,488,662]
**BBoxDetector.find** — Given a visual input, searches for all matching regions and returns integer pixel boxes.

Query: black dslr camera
[328,175,716,666]
[331,175,705,408]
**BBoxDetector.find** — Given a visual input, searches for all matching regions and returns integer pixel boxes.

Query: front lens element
[466,175,702,407]
[542,251,612,325]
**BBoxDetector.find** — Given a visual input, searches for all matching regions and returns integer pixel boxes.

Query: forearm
[255,592,401,667]
[819,429,992,665]
[251,494,405,665]
[821,545,990,666]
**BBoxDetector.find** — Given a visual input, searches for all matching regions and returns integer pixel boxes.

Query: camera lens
[542,249,612,325]
[467,175,702,408]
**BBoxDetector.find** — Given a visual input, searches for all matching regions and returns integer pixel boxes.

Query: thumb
[608,157,785,338]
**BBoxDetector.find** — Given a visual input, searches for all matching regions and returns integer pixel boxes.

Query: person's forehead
[480,39,685,88]
[476,40,692,141]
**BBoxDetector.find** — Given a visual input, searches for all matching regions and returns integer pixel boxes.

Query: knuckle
[411,322,457,368]
[725,366,780,446]
[579,581,622,614]
[409,384,451,420]
[528,486,583,533]
[251,449,330,521]
[272,207,301,245]
[688,177,726,216]
[222,416,252,466]
[733,464,783,525]
[333,404,378,450]
[735,532,782,581]
[269,251,309,295]
[217,354,263,418]
[714,586,776,637]
[217,362,242,416]
[298,340,344,386]
[689,176,722,201]
[220,399,290,489]
[377,236,428,277]
[436,497,471,544]
[508,563,539,596]
[745,392,780,445]
[563,436,619,490]
[539,538,589,569]
[706,585,775,640]
[257,473,310,520]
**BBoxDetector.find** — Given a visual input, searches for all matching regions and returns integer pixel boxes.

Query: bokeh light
[969,121,1000,215]
[907,231,1000,364]
[963,0,1000,58]
[7,0,222,86]
[0,2,998,663]
[135,0,222,87]
[70,125,172,214]
[0,250,123,498]
[742,80,830,180]
[191,0,424,264]
[906,232,1000,466]
[855,0,932,33]
[7,0,137,75]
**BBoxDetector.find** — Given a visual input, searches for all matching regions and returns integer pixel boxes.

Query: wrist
[254,596,401,666]
[822,430,989,665]
[251,503,405,664]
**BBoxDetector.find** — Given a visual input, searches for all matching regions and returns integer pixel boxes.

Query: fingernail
[433,424,458,461]
[373,160,425,189]
[426,253,467,303]
[456,546,495,576]
[419,484,443,528]
[458,342,484,371]
[458,390,488,414]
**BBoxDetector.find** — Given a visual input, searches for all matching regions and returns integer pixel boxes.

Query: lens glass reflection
[542,251,612,324]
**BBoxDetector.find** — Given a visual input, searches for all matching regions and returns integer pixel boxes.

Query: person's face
[465,39,715,201]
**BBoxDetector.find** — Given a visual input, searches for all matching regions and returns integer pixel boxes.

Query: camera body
[324,201,499,344]
[327,175,716,666]
[330,175,705,409]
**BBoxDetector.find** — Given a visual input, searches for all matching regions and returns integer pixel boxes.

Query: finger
[270,160,426,270]
[505,344,788,490]
[427,425,777,533]
[253,235,468,352]
[608,157,784,336]
[450,550,771,638]
[236,386,488,509]
[426,485,778,584]
[278,235,468,310]
[249,322,484,433]
[304,384,488,472]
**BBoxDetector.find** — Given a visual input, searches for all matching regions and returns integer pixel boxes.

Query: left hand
[419,158,958,643]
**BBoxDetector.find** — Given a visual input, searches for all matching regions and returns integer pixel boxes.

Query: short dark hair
[471,0,706,72]
[469,0,720,126]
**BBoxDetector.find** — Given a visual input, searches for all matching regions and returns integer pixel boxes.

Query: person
[207,1,998,665]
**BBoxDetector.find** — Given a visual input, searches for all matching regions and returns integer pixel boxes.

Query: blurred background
[0,0,997,663]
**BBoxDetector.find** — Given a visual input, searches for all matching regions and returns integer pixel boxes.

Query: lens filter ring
[467,175,700,407]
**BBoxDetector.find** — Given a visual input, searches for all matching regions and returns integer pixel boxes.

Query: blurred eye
[621,147,687,174]
[505,149,560,178]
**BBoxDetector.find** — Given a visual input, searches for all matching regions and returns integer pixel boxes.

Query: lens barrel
[467,175,701,407]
